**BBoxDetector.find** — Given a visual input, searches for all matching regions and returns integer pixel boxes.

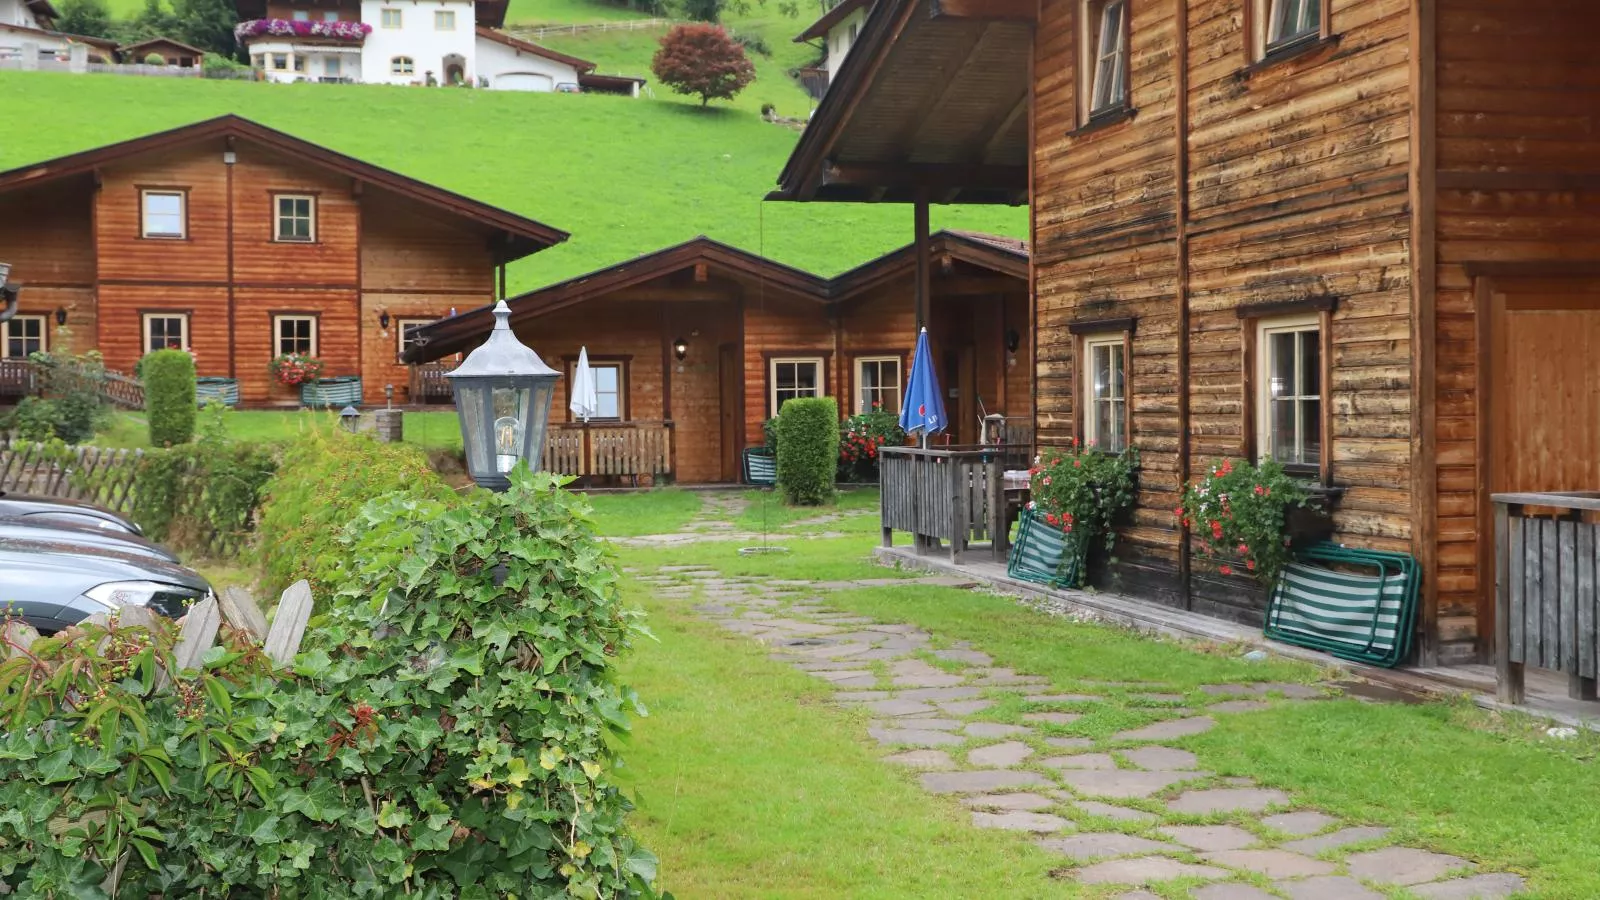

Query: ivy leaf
[37,747,76,784]
[376,800,412,830]
[623,845,659,882]
[239,809,284,844]
[504,757,531,788]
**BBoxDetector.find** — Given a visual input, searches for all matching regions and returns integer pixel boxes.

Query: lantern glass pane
[492,384,533,474]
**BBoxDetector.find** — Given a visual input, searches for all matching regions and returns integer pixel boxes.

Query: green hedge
[257,429,457,600]
[143,349,196,446]
[775,396,839,505]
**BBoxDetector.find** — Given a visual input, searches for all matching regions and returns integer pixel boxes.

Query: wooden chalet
[403,232,1030,484]
[0,115,564,408]
[775,0,1600,668]
[119,36,205,67]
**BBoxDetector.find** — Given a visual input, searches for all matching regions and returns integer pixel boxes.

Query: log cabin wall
[743,292,836,447]
[1431,0,1600,659]
[0,179,96,356]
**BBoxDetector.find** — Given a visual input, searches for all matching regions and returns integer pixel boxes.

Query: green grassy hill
[0,72,1026,295]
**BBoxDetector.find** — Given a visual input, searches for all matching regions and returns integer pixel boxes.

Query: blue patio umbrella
[900,327,947,442]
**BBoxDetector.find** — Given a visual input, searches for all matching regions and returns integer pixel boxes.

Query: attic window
[140,190,185,239]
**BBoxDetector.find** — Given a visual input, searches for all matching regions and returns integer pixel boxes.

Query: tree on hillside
[54,0,114,39]
[651,23,756,107]
[675,0,796,24]
[171,0,240,55]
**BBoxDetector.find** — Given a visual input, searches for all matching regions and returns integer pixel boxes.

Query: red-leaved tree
[651,23,756,107]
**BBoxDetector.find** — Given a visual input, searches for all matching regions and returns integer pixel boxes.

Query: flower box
[195,376,239,407]
[234,18,371,43]
[300,376,362,408]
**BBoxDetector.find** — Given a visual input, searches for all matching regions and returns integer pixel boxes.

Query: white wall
[359,0,476,85]
[247,41,360,82]
[824,7,865,81]
[0,0,44,30]
[473,34,578,92]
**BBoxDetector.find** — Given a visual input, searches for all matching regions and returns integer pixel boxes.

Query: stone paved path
[634,564,1530,899]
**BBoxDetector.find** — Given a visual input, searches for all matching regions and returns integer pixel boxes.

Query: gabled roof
[0,21,117,49]
[402,230,1026,362]
[24,0,59,23]
[796,0,869,42]
[120,36,206,56]
[475,26,595,72]
[0,114,567,263]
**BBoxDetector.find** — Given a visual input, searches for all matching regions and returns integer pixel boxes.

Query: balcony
[233,19,372,45]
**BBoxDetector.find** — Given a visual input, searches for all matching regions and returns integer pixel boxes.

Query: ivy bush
[774,397,838,506]
[0,468,663,898]
[257,429,456,601]
[1027,441,1139,587]
[142,349,197,447]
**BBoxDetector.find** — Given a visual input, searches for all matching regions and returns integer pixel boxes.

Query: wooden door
[718,342,741,482]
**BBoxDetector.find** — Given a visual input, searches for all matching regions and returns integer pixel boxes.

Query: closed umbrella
[899,327,947,445]
[569,346,599,422]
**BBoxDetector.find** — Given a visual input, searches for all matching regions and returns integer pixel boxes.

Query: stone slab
[877,717,963,731]
[1257,682,1326,699]
[894,686,983,702]
[818,674,880,688]
[1035,833,1175,862]
[1059,769,1203,799]
[862,699,939,718]
[1070,800,1160,823]
[1261,811,1339,835]
[1410,874,1528,899]
[868,728,964,748]
[920,770,1050,794]
[961,792,1058,812]
[1111,893,1163,900]
[967,741,1035,768]
[882,749,955,769]
[964,722,1033,739]
[1200,849,1335,878]
[971,810,1072,833]
[938,699,996,716]
[1192,885,1279,900]
[892,673,968,688]
[1023,712,1083,725]
[1026,693,1104,703]
[1209,700,1272,713]
[1112,716,1217,741]
[1045,736,1095,750]
[1041,753,1118,770]
[1167,788,1290,815]
[1345,848,1471,886]
[1073,857,1229,885]
[1281,826,1391,854]
[933,647,994,665]
[1276,876,1386,900]
[1158,825,1259,852]
[1120,746,1200,771]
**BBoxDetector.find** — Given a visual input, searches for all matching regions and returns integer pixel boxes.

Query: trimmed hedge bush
[257,429,457,600]
[143,348,196,446]
[775,396,839,505]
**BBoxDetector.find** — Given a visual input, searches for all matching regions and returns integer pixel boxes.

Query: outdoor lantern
[446,299,560,492]
[673,336,688,362]
[0,262,15,308]
[378,310,391,331]
[339,405,360,432]
[54,307,67,326]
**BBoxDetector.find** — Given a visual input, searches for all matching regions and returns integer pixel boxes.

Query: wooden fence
[1493,491,1600,704]
[879,446,1010,564]
[509,17,667,39]
[543,421,674,483]
[0,359,35,399]
[2,359,145,410]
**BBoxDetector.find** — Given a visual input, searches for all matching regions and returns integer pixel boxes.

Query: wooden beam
[914,193,930,330]
[821,161,1027,193]
[1436,171,1600,191]
[1410,0,1441,665]
[1175,0,1192,611]
[607,286,740,303]
[930,0,1036,23]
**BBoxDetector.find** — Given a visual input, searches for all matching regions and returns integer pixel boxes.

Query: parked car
[555,82,580,93]
[0,491,142,534]
[0,518,180,563]
[0,537,211,634]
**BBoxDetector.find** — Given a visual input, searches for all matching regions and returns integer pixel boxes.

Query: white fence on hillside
[509,17,669,39]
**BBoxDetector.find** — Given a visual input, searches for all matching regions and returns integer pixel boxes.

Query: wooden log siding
[879,446,1006,564]
[1493,492,1600,705]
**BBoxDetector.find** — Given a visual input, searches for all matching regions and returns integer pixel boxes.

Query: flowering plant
[268,353,324,387]
[837,402,904,482]
[234,18,372,43]
[1026,439,1138,586]
[1177,457,1312,585]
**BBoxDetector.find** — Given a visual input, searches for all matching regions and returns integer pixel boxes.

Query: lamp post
[446,299,560,492]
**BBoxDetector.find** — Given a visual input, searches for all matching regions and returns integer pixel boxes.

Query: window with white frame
[855,356,901,415]
[770,357,824,413]
[322,10,338,20]
[397,318,432,360]
[1083,0,1129,118]
[592,363,622,419]
[291,9,309,20]
[391,55,413,75]
[274,194,316,242]
[142,313,188,354]
[379,7,401,27]
[1257,314,1322,467]
[273,315,317,357]
[1265,0,1321,52]
[292,55,305,72]
[1,315,46,359]
[140,190,185,238]
[271,53,287,70]
[1082,333,1127,451]
[325,55,341,77]
[434,9,455,29]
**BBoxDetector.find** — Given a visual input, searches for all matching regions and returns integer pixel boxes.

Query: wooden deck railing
[1493,491,1600,704]
[0,359,35,398]
[879,446,1010,564]
[409,362,456,403]
[542,421,673,483]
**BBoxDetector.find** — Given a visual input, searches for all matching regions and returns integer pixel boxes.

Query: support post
[987,453,1005,561]
[1494,501,1524,704]
[949,454,965,565]
[914,191,931,330]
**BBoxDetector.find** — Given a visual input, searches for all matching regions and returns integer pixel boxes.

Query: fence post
[1494,500,1522,703]
[987,454,1005,561]
[948,454,966,565]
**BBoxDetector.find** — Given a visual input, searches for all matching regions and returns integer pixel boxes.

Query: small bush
[775,396,838,505]
[143,51,164,65]
[123,403,276,553]
[142,348,196,446]
[257,428,457,600]
[2,396,60,442]
[23,349,109,444]
[763,415,780,454]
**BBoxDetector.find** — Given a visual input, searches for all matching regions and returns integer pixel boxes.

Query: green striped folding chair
[1265,551,1415,667]
[1007,510,1080,588]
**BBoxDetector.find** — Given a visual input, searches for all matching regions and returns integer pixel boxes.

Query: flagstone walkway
[633,564,1529,900]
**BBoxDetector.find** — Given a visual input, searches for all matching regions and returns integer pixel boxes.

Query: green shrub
[2,396,60,441]
[143,51,164,65]
[0,469,662,898]
[838,403,904,483]
[257,428,456,600]
[122,403,276,554]
[142,348,196,446]
[775,396,838,505]
[15,349,109,444]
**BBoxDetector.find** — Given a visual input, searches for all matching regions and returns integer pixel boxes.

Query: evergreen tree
[54,0,114,38]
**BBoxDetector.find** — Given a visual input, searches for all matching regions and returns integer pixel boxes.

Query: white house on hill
[0,0,118,62]
[795,0,868,88]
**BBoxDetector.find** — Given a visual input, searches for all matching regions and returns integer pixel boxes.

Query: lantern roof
[446,300,559,380]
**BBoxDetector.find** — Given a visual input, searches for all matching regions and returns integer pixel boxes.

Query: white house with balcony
[0,0,118,62]
[795,0,868,89]
[234,0,605,90]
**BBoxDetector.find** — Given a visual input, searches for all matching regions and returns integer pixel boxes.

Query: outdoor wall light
[378,310,391,331]
[54,307,68,326]
[1005,329,1021,353]
[447,300,561,492]
[0,263,17,318]
[339,405,361,432]
[673,336,689,362]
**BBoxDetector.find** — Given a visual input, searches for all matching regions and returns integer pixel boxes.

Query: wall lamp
[673,336,688,362]
[55,307,68,326]
[378,309,391,331]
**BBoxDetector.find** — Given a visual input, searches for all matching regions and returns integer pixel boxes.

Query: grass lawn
[585,488,704,536]
[733,486,880,534]
[505,0,658,25]
[95,408,464,451]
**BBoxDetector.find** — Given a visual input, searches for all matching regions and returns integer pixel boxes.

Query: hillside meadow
[0,72,1024,294]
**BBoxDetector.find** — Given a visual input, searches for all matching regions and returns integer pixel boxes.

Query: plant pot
[1285,503,1334,548]
[300,376,362,409]
[195,377,239,407]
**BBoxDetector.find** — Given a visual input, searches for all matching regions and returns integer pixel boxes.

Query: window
[1257,315,1322,467]
[322,10,338,20]
[770,357,824,413]
[1266,0,1321,51]
[1081,0,1129,120]
[292,55,304,72]
[325,55,341,76]
[379,7,401,27]
[391,55,413,75]
[855,356,901,415]
[591,363,621,419]
[434,9,455,29]
[291,9,309,20]
[396,318,432,360]
[251,53,263,68]
[846,21,857,44]
[140,190,185,238]
[1082,334,1127,451]
[273,315,317,357]
[274,194,315,242]
[1,315,46,359]
[142,313,188,354]
[271,53,287,70]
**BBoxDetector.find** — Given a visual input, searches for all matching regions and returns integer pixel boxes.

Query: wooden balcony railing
[409,362,456,404]
[1493,491,1600,704]
[542,421,673,483]
[880,446,1014,564]
[0,359,35,398]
